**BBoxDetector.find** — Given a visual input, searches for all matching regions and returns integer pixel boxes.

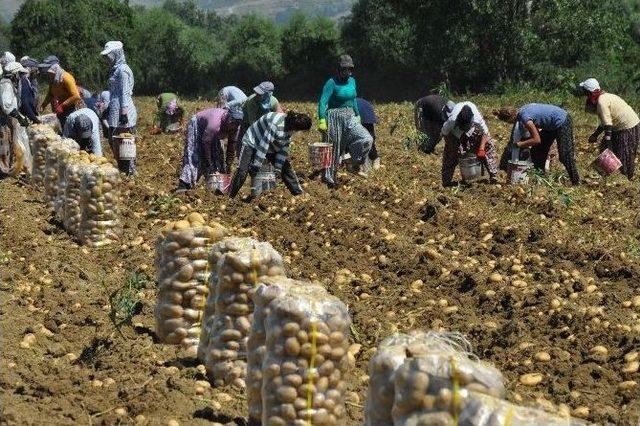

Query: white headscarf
[0,52,16,68]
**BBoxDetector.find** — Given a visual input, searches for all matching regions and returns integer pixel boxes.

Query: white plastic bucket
[115,134,137,161]
[508,160,532,184]
[459,154,482,183]
[252,164,276,196]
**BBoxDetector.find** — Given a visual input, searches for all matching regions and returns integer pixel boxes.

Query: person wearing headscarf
[151,92,184,134]
[356,97,380,170]
[217,85,247,111]
[62,108,103,156]
[579,78,640,180]
[239,82,283,159]
[494,104,579,185]
[100,41,137,175]
[177,107,244,191]
[0,52,16,69]
[440,102,498,187]
[317,55,373,186]
[415,94,456,154]
[38,55,83,128]
[1,61,32,176]
[18,57,40,124]
[230,111,312,200]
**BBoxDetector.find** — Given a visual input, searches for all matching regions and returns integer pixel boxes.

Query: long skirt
[179,115,225,188]
[600,123,640,180]
[324,108,372,185]
[0,117,32,177]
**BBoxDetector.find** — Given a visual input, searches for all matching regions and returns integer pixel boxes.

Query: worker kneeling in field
[441,102,498,187]
[176,107,243,191]
[63,108,103,156]
[415,94,455,154]
[151,93,184,134]
[494,104,579,185]
[229,111,311,200]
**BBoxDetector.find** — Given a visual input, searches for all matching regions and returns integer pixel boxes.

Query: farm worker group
[0,41,139,178]
[2,42,640,197]
[414,79,639,186]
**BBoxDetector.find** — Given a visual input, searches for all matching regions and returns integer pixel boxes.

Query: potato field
[1,96,639,425]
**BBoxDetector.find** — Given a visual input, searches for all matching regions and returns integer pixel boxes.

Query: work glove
[55,103,65,115]
[274,169,282,180]
[354,115,361,123]
[249,165,260,177]
[317,119,327,132]
[119,112,128,127]
[476,148,486,159]
[18,115,30,127]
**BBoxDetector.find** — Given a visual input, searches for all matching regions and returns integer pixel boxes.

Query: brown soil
[1,97,639,425]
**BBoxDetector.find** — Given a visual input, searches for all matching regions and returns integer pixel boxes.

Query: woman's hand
[317,119,327,133]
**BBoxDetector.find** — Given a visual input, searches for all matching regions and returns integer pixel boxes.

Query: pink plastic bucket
[592,149,622,176]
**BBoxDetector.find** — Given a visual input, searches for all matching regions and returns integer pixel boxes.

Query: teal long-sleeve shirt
[318,76,360,121]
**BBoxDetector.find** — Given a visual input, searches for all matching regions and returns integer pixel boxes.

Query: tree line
[6,0,640,100]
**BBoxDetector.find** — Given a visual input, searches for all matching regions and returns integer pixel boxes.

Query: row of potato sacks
[364,331,589,426]
[154,215,356,425]
[28,123,123,246]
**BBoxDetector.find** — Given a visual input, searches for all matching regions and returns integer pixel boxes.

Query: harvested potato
[203,242,284,388]
[197,237,260,362]
[78,164,122,247]
[154,217,228,354]
[262,286,351,426]
[44,138,79,209]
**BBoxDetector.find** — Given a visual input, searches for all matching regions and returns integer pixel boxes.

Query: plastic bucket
[459,154,482,183]
[114,133,137,161]
[592,148,622,176]
[252,164,276,196]
[508,160,532,184]
[206,172,232,194]
[308,142,333,169]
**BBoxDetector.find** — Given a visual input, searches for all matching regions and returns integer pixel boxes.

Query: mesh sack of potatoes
[78,163,122,247]
[390,332,505,426]
[44,138,79,208]
[262,286,352,426]
[197,237,261,362]
[154,213,228,355]
[204,242,285,388]
[405,390,588,426]
[63,153,109,238]
[247,278,323,423]
[365,331,435,426]
[30,126,60,185]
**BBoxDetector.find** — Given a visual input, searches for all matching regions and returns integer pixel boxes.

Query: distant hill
[1,0,355,23]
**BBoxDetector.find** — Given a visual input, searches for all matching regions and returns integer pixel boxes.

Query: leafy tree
[223,14,283,86]
[11,0,134,90]
[281,12,340,89]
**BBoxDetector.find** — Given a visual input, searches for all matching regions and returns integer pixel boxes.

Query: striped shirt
[242,112,290,172]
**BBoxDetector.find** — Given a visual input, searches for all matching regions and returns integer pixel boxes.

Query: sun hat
[100,41,123,56]
[579,78,600,93]
[38,55,60,70]
[3,61,28,75]
[338,55,354,69]
[254,81,275,95]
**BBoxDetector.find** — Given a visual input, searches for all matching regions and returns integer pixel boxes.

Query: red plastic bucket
[592,148,622,176]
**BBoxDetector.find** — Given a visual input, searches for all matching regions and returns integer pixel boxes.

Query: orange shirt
[42,71,81,109]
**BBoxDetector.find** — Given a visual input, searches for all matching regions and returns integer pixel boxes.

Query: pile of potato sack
[153,211,591,426]
[28,122,123,247]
